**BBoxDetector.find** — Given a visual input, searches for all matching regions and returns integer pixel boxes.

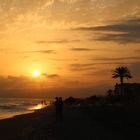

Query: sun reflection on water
[29,104,46,110]
[34,104,43,110]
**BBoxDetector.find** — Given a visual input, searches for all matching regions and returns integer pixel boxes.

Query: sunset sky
[0,0,140,98]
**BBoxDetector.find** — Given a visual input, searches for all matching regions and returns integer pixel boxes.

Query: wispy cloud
[74,17,140,43]
[18,50,56,54]
[36,39,80,44]
[84,69,111,76]
[90,56,140,61]
[69,62,130,71]
[69,63,96,71]
[130,61,140,81]
[32,50,56,54]
[50,58,78,61]
[134,50,140,52]
[70,48,96,51]
[42,73,60,79]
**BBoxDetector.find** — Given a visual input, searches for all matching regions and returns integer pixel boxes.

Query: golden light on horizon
[33,104,43,110]
[33,70,40,77]
[28,104,45,110]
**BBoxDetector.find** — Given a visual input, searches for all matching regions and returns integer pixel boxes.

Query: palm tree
[112,66,132,95]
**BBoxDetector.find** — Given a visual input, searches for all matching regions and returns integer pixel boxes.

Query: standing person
[58,97,64,122]
[54,97,59,121]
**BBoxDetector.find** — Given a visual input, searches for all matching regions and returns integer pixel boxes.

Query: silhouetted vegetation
[65,96,81,105]
[112,66,132,95]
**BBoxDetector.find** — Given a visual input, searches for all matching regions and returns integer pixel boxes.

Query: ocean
[0,98,50,120]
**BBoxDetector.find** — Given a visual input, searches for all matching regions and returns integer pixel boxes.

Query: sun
[33,70,40,77]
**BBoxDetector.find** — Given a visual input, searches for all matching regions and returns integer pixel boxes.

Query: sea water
[0,98,49,120]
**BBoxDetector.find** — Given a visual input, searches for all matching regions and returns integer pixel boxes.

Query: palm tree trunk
[120,76,124,95]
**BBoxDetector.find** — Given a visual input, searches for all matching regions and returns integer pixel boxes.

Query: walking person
[54,97,64,122]
[54,97,59,121]
[58,97,64,122]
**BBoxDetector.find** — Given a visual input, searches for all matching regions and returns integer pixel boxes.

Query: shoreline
[0,110,34,120]
[0,106,54,140]
[0,104,50,120]
[0,102,50,120]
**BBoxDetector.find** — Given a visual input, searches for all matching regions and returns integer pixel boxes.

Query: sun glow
[28,104,44,110]
[33,70,40,77]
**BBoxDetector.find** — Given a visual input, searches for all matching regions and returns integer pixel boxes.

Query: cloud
[50,58,78,61]
[31,50,56,54]
[70,66,96,71]
[130,62,140,82]
[18,50,56,54]
[69,63,96,71]
[75,17,140,43]
[84,69,111,76]
[0,74,60,91]
[134,50,140,52]
[0,75,33,90]
[64,80,80,85]
[90,56,140,61]
[36,39,80,44]
[42,73,60,79]
[70,48,95,51]
[69,62,129,71]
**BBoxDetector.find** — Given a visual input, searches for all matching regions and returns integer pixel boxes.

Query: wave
[0,98,49,119]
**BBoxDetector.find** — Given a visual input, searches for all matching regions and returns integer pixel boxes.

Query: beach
[0,104,140,140]
[0,105,55,140]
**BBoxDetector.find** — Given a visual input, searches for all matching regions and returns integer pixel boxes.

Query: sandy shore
[0,106,56,140]
[0,104,140,140]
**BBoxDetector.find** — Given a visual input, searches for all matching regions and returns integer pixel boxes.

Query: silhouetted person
[58,97,64,121]
[54,97,64,122]
[41,100,44,106]
[55,97,59,121]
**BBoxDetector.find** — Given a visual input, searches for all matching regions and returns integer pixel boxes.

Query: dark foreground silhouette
[55,97,64,122]
[0,102,140,140]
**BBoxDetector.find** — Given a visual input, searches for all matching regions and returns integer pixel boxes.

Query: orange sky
[0,0,140,98]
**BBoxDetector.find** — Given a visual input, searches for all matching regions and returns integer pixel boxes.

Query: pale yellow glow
[29,104,43,110]
[33,70,40,77]
[33,104,43,110]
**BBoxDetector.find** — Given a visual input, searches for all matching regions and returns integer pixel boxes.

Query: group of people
[54,97,64,122]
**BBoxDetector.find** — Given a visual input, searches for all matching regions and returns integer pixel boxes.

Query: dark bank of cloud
[74,17,140,43]
[0,76,31,90]
[36,39,80,44]
[0,73,60,90]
